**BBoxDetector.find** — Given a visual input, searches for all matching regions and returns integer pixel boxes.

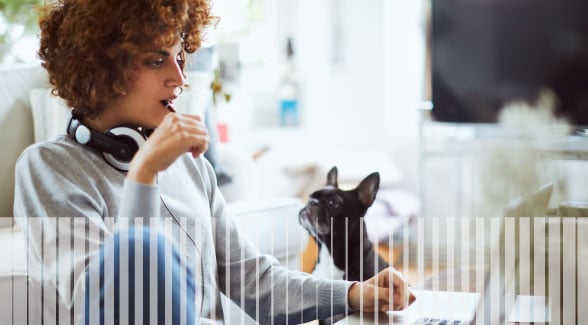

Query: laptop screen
[472,183,553,324]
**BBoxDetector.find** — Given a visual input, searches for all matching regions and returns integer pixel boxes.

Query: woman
[14,0,415,324]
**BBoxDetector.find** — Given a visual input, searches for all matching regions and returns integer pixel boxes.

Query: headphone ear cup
[102,126,146,171]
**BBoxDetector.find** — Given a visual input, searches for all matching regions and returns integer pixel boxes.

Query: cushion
[29,88,72,142]
[0,64,48,224]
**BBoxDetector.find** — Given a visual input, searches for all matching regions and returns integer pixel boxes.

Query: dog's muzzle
[299,206,331,236]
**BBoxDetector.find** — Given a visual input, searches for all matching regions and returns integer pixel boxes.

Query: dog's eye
[327,199,338,208]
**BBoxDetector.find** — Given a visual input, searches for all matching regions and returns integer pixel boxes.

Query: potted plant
[0,0,43,64]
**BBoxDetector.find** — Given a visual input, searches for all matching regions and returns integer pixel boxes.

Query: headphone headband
[67,117,147,171]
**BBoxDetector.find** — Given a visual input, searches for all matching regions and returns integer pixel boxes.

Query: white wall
[232,0,428,195]
[293,0,426,139]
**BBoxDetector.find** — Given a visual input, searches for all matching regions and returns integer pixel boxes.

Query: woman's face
[97,39,186,130]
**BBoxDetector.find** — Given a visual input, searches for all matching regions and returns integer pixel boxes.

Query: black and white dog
[298,166,388,282]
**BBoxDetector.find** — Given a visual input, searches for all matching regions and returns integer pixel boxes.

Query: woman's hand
[348,267,416,312]
[127,113,209,184]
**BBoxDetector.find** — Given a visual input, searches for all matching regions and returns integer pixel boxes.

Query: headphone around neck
[67,116,150,171]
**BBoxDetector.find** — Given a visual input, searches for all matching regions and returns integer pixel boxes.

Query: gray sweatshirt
[13,135,352,324]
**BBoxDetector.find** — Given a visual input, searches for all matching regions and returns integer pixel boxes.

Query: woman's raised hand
[127,113,209,184]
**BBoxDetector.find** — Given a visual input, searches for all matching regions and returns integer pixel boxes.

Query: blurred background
[3,0,588,269]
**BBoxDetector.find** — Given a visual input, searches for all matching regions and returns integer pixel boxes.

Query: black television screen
[432,0,588,125]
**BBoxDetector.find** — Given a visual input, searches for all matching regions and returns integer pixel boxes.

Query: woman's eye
[176,54,185,69]
[147,59,165,68]
[176,58,185,68]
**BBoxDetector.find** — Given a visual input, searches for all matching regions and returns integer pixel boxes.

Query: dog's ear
[326,166,338,188]
[356,172,380,207]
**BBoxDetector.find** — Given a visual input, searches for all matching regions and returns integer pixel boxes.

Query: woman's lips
[161,100,176,112]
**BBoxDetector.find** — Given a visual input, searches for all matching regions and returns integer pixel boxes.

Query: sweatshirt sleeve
[206,162,353,323]
[12,142,159,312]
[117,178,160,220]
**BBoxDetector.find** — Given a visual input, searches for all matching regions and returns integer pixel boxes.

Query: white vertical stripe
[135,220,144,325]
[104,218,115,325]
[519,217,531,296]
[475,218,485,292]
[150,219,159,325]
[12,220,27,325]
[240,219,245,325]
[431,216,441,317]
[57,217,71,325]
[415,216,424,320]
[164,218,173,325]
[330,217,334,319]
[489,217,500,323]
[73,218,86,325]
[29,219,39,325]
[180,217,187,325]
[224,213,232,325]
[10,219,18,325]
[7,222,14,325]
[547,218,561,325]
[402,212,410,284]
[59,217,75,325]
[329,221,334,280]
[460,217,470,293]
[475,217,485,325]
[504,217,516,325]
[359,218,364,281]
[88,218,100,325]
[562,218,576,325]
[401,213,410,318]
[431,217,439,292]
[42,218,57,325]
[256,216,261,323]
[117,218,130,325]
[533,217,547,299]
[283,214,288,325]
[446,217,454,293]
[389,218,394,310]
[387,218,395,310]
[49,217,58,325]
[577,219,588,323]
[209,220,217,322]
[269,214,274,325]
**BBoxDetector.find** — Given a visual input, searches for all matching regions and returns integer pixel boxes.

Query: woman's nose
[166,60,186,89]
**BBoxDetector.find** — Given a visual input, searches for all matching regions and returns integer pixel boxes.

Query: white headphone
[67,117,149,171]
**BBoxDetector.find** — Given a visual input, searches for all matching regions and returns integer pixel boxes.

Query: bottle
[278,37,300,127]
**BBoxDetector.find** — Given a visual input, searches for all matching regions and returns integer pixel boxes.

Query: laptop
[335,183,554,325]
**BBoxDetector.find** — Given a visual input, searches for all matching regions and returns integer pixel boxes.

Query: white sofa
[0,63,306,323]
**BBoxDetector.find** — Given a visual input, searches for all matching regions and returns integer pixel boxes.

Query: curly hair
[38,0,212,118]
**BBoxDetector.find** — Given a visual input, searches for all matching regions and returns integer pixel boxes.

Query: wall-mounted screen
[432,0,588,125]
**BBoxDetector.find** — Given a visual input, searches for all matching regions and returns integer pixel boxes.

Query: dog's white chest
[312,247,345,280]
